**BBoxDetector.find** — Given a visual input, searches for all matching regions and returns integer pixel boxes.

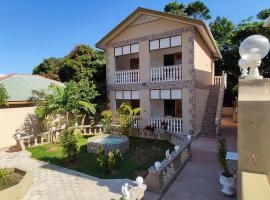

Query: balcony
[150,65,182,82]
[150,116,182,134]
[115,69,140,84]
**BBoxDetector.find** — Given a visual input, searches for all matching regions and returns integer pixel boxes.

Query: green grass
[27,135,174,179]
[0,169,24,191]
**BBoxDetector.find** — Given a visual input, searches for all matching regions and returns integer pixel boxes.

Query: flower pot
[219,173,235,196]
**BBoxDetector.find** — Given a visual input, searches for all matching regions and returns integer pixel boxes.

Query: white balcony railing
[115,69,140,84]
[150,65,182,82]
[214,76,222,85]
[150,116,182,134]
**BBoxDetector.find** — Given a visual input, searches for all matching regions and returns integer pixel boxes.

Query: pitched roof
[96,7,221,58]
[0,74,64,102]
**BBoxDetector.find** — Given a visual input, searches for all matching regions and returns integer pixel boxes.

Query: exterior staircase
[201,72,226,137]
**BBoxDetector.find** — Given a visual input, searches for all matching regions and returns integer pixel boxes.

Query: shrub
[217,138,232,177]
[59,128,78,161]
[97,147,123,174]
[101,110,113,134]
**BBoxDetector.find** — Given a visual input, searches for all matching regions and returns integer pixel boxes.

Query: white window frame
[150,40,159,50]
[131,44,139,53]
[123,45,131,55]
[115,47,123,56]
[171,89,182,99]
[171,35,182,47]
[160,38,170,49]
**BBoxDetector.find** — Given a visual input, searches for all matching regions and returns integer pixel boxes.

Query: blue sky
[0,0,269,74]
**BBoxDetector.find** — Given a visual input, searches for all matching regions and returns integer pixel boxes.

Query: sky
[0,0,269,74]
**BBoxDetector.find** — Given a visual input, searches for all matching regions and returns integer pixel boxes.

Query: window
[123,45,130,55]
[171,35,181,47]
[160,90,170,99]
[116,91,123,99]
[131,44,139,53]
[160,38,170,49]
[150,89,182,99]
[116,90,139,100]
[131,91,139,99]
[115,47,122,56]
[123,91,131,99]
[149,40,159,50]
[149,35,181,51]
[115,43,139,56]
[164,54,175,66]
[150,90,160,99]
[171,89,182,99]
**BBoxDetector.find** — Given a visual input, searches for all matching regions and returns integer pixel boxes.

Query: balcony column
[106,47,117,119]
[139,40,151,128]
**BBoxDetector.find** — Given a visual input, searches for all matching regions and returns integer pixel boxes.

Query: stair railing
[215,71,226,136]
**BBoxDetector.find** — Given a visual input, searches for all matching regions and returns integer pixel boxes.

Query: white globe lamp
[239,35,270,79]
[238,58,249,77]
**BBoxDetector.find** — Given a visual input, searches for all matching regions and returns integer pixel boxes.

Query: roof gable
[96,7,221,59]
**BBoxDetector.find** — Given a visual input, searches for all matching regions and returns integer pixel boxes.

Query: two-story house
[96,7,224,136]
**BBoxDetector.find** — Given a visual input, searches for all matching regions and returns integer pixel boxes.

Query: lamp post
[239,35,270,79]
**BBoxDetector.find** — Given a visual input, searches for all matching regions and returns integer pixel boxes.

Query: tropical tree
[101,110,113,134]
[117,102,140,135]
[257,8,270,20]
[34,80,97,128]
[164,1,211,20]
[184,1,211,20]
[0,84,8,106]
[164,1,186,16]
[33,44,106,109]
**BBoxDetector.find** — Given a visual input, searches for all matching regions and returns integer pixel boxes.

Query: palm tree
[117,102,140,135]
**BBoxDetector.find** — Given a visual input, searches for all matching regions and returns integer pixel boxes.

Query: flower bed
[0,168,32,200]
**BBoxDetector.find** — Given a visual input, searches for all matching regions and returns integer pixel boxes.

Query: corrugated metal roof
[0,74,64,102]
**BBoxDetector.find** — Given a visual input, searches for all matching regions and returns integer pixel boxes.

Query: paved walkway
[0,151,132,200]
[161,117,237,200]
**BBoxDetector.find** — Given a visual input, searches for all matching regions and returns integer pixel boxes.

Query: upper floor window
[149,35,182,51]
[114,43,139,56]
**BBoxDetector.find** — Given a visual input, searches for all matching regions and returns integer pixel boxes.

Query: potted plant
[217,138,235,196]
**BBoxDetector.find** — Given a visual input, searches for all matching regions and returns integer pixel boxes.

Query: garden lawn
[27,135,174,179]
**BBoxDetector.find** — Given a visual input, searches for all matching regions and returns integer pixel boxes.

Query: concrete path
[0,151,132,200]
[160,117,237,200]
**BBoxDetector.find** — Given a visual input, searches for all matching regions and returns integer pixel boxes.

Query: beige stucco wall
[115,53,139,70]
[195,88,209,132]
[110,18,189,44]
[194,30,213,85]
[105,17,212,134]
[238,79,270,200]
[150,46,181,67]
[150,100,164,117]
[0,106,35,149]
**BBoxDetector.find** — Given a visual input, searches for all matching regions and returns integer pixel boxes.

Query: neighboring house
[0,74,63,149]
[96,7,225,136]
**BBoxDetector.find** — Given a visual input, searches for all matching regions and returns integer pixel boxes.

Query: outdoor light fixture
[238,58,249,78]
[239,35,270,79]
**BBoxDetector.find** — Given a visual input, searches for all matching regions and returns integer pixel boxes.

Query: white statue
[136,176,144,186]
[165,149,170,159]
[155,161,161,170]
[174,145,179,152]
[121,183,130,200]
